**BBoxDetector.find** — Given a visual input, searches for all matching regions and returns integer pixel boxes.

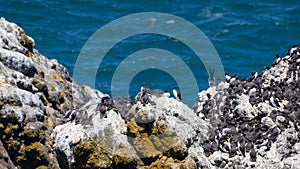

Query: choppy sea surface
[1,1,300,106]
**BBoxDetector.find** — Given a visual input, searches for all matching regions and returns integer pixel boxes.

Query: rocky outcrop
[0,17,104,169]
[51,92,211,168]
[0,17,300,169]
[193,46,300,168]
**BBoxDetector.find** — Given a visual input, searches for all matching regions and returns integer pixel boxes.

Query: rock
[193,43,300,168]
[261,117,276,128]
[234,94,257,120]
[0,140,16,169]
[0,18,107,168]
[276,115,286,123]
[0,48,36,77]
[294,143,300,154]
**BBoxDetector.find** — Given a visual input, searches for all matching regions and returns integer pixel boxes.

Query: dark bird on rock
[289,44,298,55]
[272,54,280,66]
[173,86,182,101]
[225,72,231,82]
[270,94,280,107]
[96,95,116,119]
[229,142,237,158]
[63,110,78,122]
[250,148,257,162]
[141,92,150,106]
[141,84,151,95]
[239,140,246,157]
[96,103,107,118]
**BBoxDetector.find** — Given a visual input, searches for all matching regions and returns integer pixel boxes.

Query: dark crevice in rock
[111,162,138,169]
[139,155,160,166]
[55,148,69,169]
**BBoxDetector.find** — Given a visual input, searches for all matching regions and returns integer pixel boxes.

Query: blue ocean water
[1,1,300,106]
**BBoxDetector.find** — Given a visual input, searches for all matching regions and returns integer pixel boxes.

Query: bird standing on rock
[173,86,182,101]
[162,90,170,97]
[141,84,151,94]
[96,95,115,119]
[272,54,280,66]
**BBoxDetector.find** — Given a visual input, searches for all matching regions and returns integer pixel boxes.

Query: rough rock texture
[1,17,300,169]
[0,17,104,169]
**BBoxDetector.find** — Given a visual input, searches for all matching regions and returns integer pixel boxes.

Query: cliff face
[0,17,105,169]
[0,18,300,169]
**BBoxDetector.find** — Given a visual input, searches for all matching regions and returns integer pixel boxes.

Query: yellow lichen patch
[127,118,146,137]
[6,139,21,150]
[49,153,54,159]
[65,82,70,89]
[17,142,49,168]
[73,139,112,169]
[86,149,112,168]
[36,166,48,169]
[4,123,18,134]
[20,33,33,52]
[53,73,64,83]
[47,118,54,130]
[0,123,4,129]
[20,128,38,138]
[20,34,29,45]
[59,90,65,101]
[0,100,4,107]
[148,156,173,169]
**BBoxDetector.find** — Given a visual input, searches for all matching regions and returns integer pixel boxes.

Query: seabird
[225,72,231,82]
[173,86,182,101]
[229,75,238,84]
[272,54,280,66]
[141,92,150,106]
[270,94,280,107]
[287,71,296,84]
[95,94,116,119]
[238,140,246,157]
[141,84,148,93]
[248,88,257,96]
[64,110,78,122]
[208,67,215,87]
[162,90,171,97]
[250,148,257,162]
[289,44,298,55]
[248,71,258,82]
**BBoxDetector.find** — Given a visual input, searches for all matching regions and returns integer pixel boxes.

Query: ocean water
[1,1,300,106]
